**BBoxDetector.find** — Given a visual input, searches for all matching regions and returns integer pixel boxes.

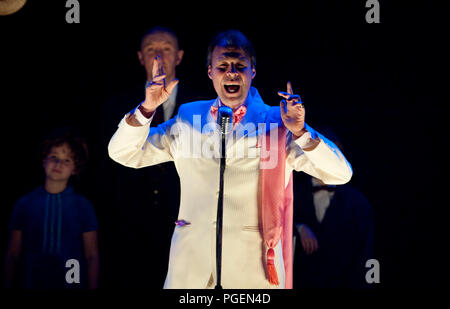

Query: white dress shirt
[162,84,178,121]
[312,177,336,222]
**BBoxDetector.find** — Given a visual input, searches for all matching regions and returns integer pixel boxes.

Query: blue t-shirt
[9,186,98,289]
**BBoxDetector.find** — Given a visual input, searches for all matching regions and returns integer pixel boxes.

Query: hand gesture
[297,224,319,255]
[278,81,306,137]
[141,56,179,112]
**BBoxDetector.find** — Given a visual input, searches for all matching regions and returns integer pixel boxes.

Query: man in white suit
[108,30,352,288]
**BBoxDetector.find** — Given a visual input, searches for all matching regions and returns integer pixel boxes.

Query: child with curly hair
[4,132,99,289]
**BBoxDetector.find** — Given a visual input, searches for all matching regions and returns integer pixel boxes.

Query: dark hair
[41,132,88,175]
[140,26,181,50]
[206,30,256,68]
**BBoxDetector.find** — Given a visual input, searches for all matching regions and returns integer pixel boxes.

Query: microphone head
[217,106,233,134]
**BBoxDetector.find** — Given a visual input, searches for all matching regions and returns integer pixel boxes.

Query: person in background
[4,131,99,289]
[97,26,202,288]
[293,127,374,288]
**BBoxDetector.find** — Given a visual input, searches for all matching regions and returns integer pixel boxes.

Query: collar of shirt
[311,178,335,223]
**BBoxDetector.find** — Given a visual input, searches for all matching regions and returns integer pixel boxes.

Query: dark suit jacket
[293,173,374,288]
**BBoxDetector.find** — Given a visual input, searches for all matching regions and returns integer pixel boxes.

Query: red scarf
[259,125,293,288]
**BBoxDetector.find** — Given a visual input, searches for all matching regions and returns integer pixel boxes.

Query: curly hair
[41,133,88,175]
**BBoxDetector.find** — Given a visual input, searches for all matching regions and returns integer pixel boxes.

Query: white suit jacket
[108,87,352,289]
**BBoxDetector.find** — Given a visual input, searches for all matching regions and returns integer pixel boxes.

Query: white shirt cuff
[294,131,317,149]
[134,105,154,126]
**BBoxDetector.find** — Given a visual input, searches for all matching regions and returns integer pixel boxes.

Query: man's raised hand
[278,81,306,138]
[141,56,179,112]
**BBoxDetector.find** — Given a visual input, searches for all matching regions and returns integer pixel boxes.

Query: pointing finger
[158,56,165,76]
[152,56,165,78]
[152,57,159,80]
[287,81,294,95]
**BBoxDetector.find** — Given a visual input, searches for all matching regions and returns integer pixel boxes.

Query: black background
[0,0,449,296]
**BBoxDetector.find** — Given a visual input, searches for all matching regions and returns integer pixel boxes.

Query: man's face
[138,31,184,82]
[208,46,256,108]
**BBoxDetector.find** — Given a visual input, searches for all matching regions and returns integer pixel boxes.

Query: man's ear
[252,67,256,79]
[208,65,213,80]
[176,49,184,66]
[137,51,145,66]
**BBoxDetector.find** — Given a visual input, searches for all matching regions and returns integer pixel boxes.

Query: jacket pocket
[175,219,191,227]
[242,225,261,232]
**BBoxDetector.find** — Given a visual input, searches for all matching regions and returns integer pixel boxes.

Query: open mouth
[224,84,240,94]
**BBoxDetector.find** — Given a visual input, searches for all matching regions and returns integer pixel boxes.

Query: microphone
[217,106,233,135]
[215,105,232,289]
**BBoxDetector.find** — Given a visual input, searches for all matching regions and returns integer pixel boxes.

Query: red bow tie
[210,104,247,124]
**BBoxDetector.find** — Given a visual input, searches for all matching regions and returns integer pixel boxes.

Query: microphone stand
[215,106,232,290]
